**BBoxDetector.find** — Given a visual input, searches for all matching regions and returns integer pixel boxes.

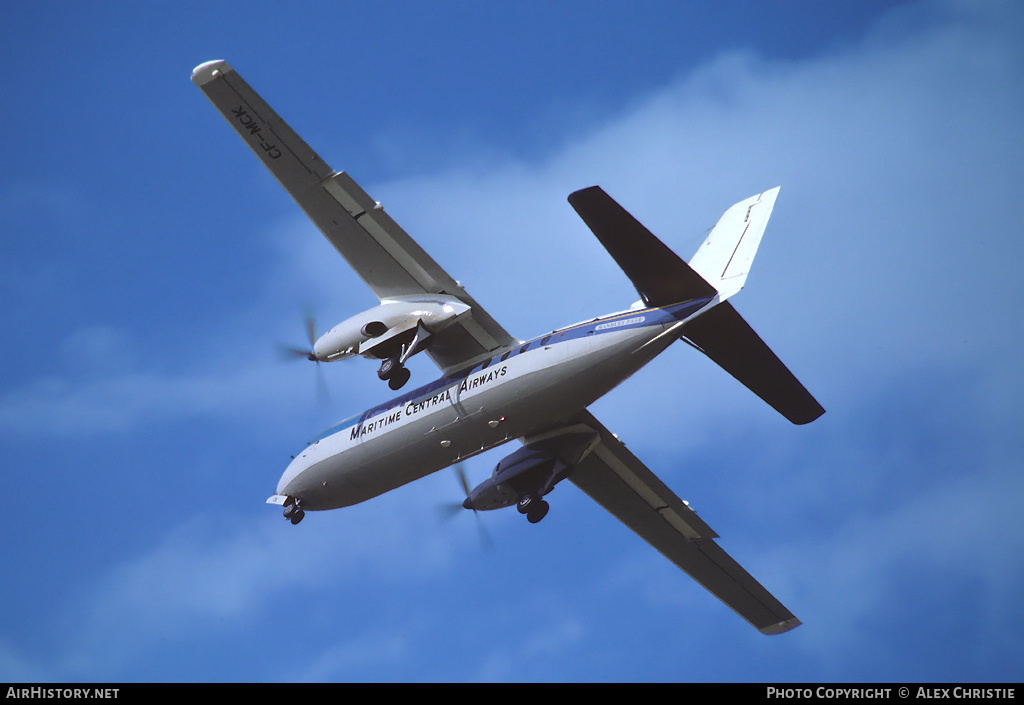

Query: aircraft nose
[277,455,305,496]
[463,496,474,510]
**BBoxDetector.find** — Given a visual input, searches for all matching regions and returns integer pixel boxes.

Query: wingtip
[759,617,802,635]
[567,185,602,204]
[191,59,232,86]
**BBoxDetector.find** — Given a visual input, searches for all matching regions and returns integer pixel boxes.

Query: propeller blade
[280,345,315,361]
[278,310,330,404]
[315,360,330,406]
[455,463,472,500]
[444,464,492,548]
[436,501,466,520]
[305,314,317,349]
[473,512,493,548]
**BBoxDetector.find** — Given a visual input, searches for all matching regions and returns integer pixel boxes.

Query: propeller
[439,464,492,547]
[281,312,319,362]
[280,310,329,404]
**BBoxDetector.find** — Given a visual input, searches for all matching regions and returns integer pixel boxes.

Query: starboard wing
[191,60,517,373]
[565,410,801,635]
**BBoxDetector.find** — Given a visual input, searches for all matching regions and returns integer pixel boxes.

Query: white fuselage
[276,298,713,511]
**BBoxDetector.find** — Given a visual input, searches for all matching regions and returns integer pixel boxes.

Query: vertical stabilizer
[688,187,779,302]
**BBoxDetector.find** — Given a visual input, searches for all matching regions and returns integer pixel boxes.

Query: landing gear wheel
[527,500,549,524]
[516,495,534,514]
[283,497,304,524]
[377,356,399,380]
[388,366,411,390]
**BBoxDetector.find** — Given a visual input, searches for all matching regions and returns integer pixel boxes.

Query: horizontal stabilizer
[569,185,822,425]
[568,186,716,306]
[682,302,824,425]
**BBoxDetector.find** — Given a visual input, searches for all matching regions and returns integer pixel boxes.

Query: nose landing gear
[282,497,305,525]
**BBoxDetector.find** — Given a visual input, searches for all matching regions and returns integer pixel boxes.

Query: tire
[388,366,411,390]
[527,500,549,524]
[377,357,396,380]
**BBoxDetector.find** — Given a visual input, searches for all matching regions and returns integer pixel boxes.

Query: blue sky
[2,0,1022,683]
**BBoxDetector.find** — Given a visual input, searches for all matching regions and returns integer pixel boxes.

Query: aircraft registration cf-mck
[192,60,824,635]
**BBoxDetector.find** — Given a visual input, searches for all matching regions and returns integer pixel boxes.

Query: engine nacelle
[311,295,470,363]
[463,428,601,513]
[465,447,570,512]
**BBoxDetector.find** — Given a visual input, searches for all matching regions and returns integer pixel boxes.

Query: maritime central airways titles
[350,365,509,440]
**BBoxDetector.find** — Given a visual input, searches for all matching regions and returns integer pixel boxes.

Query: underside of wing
[565,411,801,635]
[191,61,517,372]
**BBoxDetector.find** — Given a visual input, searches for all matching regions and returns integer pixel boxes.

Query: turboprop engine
[463,446,574,523]
[461,427,601,523]
[308,295,471,389]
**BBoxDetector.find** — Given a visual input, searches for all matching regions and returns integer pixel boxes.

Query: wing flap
[567,411,801,635]
[320,171,451,296]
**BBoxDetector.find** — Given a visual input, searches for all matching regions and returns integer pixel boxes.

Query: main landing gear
[377,355,411,390]
[375,321,432,391]
[283,497,304,525]
[517,494,550,524]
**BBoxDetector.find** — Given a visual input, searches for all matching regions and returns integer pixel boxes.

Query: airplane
[192,60,824,635]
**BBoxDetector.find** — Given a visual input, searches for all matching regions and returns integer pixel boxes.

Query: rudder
[688,187,779,302]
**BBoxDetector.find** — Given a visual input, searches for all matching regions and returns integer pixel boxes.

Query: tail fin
[689,187,779,302]
[568,185,823,425]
